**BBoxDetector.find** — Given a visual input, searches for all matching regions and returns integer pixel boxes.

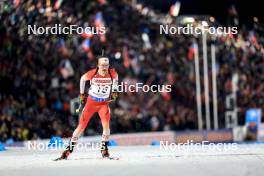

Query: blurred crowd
[0,0,263,142]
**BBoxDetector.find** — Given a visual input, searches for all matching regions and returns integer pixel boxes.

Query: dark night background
[139,0,263,25]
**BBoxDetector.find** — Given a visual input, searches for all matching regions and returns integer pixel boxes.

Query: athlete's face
[98,64,109,72]
[98,57,109,74]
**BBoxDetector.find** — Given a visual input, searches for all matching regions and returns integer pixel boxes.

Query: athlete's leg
[59,103,97,159]
[98,104,111,157]
[71,103,97,141]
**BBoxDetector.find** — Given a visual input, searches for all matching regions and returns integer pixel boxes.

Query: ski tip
[53,157,67,161]
[102,157,120,160]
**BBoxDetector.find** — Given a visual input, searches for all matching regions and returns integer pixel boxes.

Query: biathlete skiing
[56,56,118,160]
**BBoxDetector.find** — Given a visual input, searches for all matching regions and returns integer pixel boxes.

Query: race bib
[89,77,112,98]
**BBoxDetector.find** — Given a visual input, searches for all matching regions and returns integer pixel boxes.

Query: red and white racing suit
[77,68,118,139]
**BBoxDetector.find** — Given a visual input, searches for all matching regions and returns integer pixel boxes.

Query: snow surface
[1,144,264,176]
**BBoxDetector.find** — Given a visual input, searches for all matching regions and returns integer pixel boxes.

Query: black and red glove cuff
[80,93,87,104]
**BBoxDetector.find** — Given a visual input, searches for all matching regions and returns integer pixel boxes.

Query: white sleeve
[80,74,88,94]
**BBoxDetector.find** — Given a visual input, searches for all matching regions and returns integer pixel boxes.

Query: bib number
[90,85,111,98]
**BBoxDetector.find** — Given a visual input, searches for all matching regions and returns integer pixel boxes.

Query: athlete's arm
[76,71,92,113]
[80,73,89,92]
[80,70,94,102]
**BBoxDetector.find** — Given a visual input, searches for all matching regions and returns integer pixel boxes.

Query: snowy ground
[1,144,264,176]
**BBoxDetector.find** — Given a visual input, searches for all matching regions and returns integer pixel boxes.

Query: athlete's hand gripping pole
[76,93,87,113]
